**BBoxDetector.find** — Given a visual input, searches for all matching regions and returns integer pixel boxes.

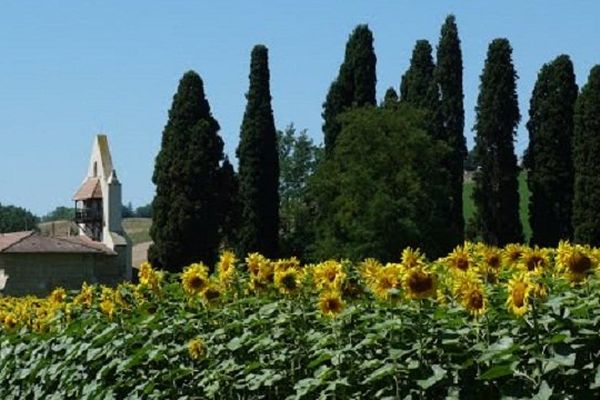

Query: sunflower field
[1,242,600,399]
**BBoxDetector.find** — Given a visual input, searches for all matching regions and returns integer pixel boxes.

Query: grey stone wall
[0,253,123,296]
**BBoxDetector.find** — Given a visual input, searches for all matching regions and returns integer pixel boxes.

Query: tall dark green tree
[381,87,398,109]
[322,25,376,154]
[472,39,523,246]
[400,40,435,108]
[237,45,280,258]
[217,157,240,250]
[148,71,224,271]
[573,66,600,245]
[436,15,467,243]
[526,55,578,246]
[399,39,452,252]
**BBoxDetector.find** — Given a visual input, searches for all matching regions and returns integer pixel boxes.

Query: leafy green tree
[278,125,322,259]
[436,15,467,243]
[237,45,280,258]
[472,39,523,246]
[573,66,600,245]
[149,71,224,271]
[0,203,39,233]
[322,25,376,154]
[122,202,135,218]
[42,206,75,222]
[312,106,451,261]
[526,55,578,246]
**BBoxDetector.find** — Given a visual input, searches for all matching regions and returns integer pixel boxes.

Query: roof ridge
[54,235,106,252]
[0,231,35,252]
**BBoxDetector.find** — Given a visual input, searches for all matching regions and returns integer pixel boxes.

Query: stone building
[0,135,131,296]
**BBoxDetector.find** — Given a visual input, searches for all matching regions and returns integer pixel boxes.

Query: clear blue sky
[1,1,598,216]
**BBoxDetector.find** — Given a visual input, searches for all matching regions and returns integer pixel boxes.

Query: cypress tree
[400,40,435,108]
[526,55,577,246]
[217,157,240,250]
[573,66,600,245]
[237,45,280,257]
[436,15,467,243]
[472,39,523,246]
[322,25,376,154]
[381,87,398,109]
[149,71,224,271]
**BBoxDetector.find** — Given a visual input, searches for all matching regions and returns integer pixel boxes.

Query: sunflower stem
[530,297,543,383]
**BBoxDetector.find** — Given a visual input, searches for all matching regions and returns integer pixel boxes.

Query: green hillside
[463,170,531,242]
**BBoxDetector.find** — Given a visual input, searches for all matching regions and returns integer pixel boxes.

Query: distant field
[122,218,152,245]
[38,218,152,246]
[463,171,531,242]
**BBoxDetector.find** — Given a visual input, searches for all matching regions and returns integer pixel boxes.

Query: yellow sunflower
[73,282,94,308]
[138,262,163,291]
[401,247,426,270]
[503,243,523,267]
[313,260,345,291]
[274,268,302,295]
[359,258,383,287]
[188,337,205,360]
[556,241,597,283]
[456,278,487,317]
[181,263,210,297]
[403,266,436,300]
[478,245,502,282]
[217,250,237,286]
[444,245,473,273]
[318,291,344,318]
[49,287,67,305]
[371,263,402,300]
[506,273,531,317]
[518,246,549,273]
[201,283,222,305]
[99,299,116,319]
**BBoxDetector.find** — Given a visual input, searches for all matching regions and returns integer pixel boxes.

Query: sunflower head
[181,263,210,296]
[188,337,206,360]
[506,273,531,317]
[313,260,345,291]
[519,246,549,273]
[401,247,425,270]
[217,250,237,285]
[202,284,222,305]
[371,263,402,300]
[274,268,302,295]
[99,299,116,319]
[445,245,472,272]
[49,287,67,305]
[318,291,344,318]
[503,244,523,266]
[456,279,487,317]
[556,242,596,283]
[403,267,436,300]
[359,258,383,286]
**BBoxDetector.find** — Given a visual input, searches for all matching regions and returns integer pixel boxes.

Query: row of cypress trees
[475,40,600,248]
[149,46,279,272]
[148,15,600,272]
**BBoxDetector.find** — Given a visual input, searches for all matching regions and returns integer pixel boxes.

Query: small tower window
[93,161,98,177]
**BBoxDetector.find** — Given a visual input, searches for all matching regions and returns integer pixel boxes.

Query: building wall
[0,253,122,296]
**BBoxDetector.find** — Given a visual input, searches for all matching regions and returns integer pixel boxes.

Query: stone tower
[73,135,132,280]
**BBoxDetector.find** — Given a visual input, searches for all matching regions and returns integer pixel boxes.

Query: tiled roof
[0,232,115,255]
[73,177,102,201]
[0,231,35,252]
